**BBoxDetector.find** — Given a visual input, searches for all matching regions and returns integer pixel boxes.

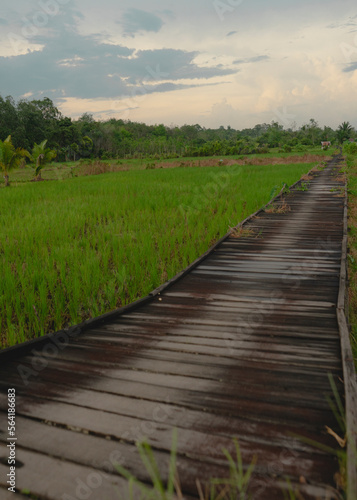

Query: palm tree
[337,121,353,144]
[30,140,57,181]
[0,136,30,187]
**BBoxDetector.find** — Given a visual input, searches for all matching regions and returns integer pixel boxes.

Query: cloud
[0,6,237,103]
[127,49,236,82]
[327,15,357,32]
[226,31,237,37]
[0,18,8,26]
[205,99,238,127]
[233,55,270,65]
[343,62,357,72]
[120,8,164,35]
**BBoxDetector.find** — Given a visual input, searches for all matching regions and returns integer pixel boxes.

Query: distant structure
[321,141,331,149]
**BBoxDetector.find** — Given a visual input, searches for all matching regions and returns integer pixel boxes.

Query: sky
[0,0,357,130]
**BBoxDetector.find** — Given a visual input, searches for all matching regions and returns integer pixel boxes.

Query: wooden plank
[0,443,143,500]
[0,373,342,436]
[119,312,339,332]
[147,301,339,318]
[96,321,340,341]
[0,432,340,500]
[0,360,340,412]
[3,355,342,399]
[7,348,342,391]
[7,340,342,380]
[0,408,339,484]
[0,417,225,498]
[0,409,327,462]
[164,291,336,306]
[47,337,343,369]
[97,322,340,342]
[77,332,341,357]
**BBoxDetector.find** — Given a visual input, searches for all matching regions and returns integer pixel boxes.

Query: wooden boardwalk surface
[0,156,356,499]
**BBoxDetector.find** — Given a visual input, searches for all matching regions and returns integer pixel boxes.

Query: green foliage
[343,142,357,156]
[337,122,353,144]
[208,438,257,500]
[0,135,30,186]
[0,93,354,162]
[116,429,178,500]
[296,182,309,191]
[115,431,256,500]
[346,154,357,367]
[30,139,57,179]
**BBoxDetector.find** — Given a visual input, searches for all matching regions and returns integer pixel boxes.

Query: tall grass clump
[345,146,357,367]
[1,162,313,348]
[116,430,257,500]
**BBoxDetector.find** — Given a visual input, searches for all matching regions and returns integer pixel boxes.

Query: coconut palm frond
[0,136,30,185]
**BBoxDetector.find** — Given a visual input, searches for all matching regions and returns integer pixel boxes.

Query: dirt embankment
[154,154,331,170]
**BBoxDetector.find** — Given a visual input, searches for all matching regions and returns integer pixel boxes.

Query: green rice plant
[116,429,180,500]
[115,432,256,500]
[204,439,257,500]
[1,162,316,348]
[282,479,304,500]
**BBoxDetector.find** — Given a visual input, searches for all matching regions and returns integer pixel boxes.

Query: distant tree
[298,119,322,146]
[0,135,30,186]
[31,97,62,122]
[57,117,80,147]
[70,143,80,162]
[153,124,167,137]
[80,136,94,158]
[337,121,353,144]
[0,96,20,143]
[30,139,57,181]
[17,99,46,149]
[76,113,96,138]
[322,126,336,142]
[263,122,284,147]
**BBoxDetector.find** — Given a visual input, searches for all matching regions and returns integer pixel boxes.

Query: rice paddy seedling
[1,162,315,348]
[204,438,257,500]
[115,431,257,500]
[115,429,180,500]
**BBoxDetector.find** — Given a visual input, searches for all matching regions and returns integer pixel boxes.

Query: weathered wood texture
[0,156,356,500]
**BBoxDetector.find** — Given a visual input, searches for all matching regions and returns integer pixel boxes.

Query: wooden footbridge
[0,156,356,499]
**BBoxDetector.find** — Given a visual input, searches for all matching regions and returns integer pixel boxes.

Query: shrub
[344,142,357,156]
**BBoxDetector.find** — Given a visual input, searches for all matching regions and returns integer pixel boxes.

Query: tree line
[0,94,356,165]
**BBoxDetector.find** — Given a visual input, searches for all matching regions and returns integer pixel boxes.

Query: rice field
[1,162,316,348]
